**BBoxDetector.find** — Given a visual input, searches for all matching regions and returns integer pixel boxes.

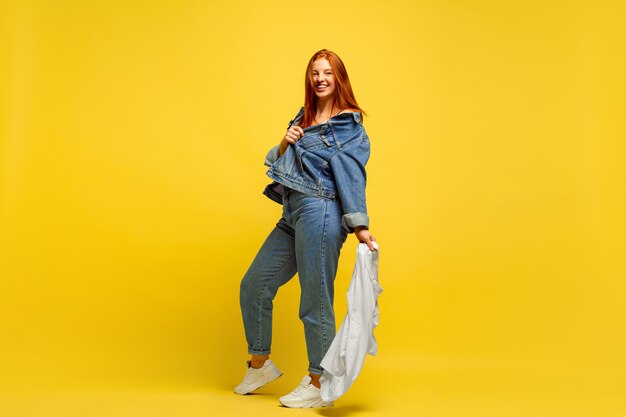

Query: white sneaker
[234,359,283,395]
[279,375,334,408]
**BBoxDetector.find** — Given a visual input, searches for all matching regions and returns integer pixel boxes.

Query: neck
[316,97,336,117]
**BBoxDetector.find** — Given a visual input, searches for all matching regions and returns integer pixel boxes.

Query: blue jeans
[240,186,349,375]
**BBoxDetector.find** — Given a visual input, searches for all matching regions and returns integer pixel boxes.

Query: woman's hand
[285,126,304,144]
[279,125,304,156]
[355,226,377,251]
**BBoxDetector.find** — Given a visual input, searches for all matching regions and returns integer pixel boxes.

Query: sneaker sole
[234,370,283,395]
[279,397,334,408]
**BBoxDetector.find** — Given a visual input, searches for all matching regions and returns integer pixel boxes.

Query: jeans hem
[248,348,271,355]
[308,366,324,375]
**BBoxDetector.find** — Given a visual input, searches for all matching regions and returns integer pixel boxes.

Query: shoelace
[291,380,312,395]
[244,362,260,377]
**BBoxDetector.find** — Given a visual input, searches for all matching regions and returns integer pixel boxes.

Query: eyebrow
[312,69,333,72]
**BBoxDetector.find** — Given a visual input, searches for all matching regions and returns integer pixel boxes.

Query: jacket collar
[295,106,361,128]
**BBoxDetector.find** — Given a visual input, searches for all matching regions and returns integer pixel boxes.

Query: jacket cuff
[341,212,369,234]
[264,145,281,167]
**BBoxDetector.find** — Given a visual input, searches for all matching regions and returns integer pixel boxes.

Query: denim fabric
[240,186,348,375]
[263,106,370,234]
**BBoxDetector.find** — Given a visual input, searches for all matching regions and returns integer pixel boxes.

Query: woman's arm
[264,125,305,167]
[279,139,288,156]
[329,133,374,248]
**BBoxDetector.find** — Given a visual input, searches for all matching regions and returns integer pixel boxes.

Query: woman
[235,49,376,408]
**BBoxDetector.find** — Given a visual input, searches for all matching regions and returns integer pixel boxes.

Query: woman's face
[312,58,336,100]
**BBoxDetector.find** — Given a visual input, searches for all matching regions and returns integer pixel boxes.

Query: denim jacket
[262,106,370,234]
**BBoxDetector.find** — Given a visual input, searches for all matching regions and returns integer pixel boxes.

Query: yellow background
[1,0,624,416]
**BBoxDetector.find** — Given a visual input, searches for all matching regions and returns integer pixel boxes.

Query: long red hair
[301,49,367,128]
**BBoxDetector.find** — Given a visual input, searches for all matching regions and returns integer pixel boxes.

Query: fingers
[363,235,375,251]
[288,126,301,137]
[285,126,304,144]
[367,235,377,251]
[284,133,297,144]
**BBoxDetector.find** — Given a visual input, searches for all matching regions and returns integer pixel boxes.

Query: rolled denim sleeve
[264,144,281,167]
[329,134,370,233]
